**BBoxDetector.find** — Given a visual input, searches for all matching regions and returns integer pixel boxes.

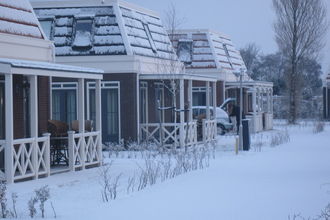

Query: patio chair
[47,120,69,166]
[71,120,93,132]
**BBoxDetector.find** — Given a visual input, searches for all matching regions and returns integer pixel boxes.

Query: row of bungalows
[324,72,330,119]
[30,0,219,148]
[169,29,274,132]
[0,0,105,183]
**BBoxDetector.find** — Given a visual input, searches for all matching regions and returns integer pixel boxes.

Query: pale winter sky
[129,0,330,74]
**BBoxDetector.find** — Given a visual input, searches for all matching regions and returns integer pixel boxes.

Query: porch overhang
[225,80,273,89]
[139,73,218,82]
[0,58,103,79]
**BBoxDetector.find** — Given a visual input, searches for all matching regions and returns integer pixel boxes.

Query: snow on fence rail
[68,131,102,171]
[140,122,198,148]
[202,119,217,144]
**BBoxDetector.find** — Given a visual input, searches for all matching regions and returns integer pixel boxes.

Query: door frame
[87,81,121,142]
[51,82,78,123]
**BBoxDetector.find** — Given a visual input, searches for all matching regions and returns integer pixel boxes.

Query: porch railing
[1,134,51,182]
[202,119,217,144]
[68,131,102,171]
[140,122,197,148]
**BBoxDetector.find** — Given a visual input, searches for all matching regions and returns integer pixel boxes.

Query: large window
[140,82,148,123]
[0,82,4,139]
[39,20,53,40]
[177,39,193,64]
[52,83,77,125]
[88,82,120,143]
[73,19,93,50]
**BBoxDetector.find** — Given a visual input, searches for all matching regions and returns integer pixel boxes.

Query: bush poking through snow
[28,197,37,218]
[270,129,290,147]
[313,121,325,134]
[11,193,18,218]
[35,186,50,218]
[99,162,122,202]
[0,181,8,218]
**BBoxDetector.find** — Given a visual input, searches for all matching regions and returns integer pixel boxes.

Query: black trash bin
[242,119,250,151]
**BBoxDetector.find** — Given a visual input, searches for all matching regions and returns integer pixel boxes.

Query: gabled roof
[32,0,177,60]
[0,0,43,39]
[169,29,246,72]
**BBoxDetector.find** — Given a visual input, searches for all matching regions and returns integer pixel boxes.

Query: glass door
[88,82,120,144]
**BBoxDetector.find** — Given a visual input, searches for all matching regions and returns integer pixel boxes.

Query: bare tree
[239,43,260,74]
[272,0,328,123]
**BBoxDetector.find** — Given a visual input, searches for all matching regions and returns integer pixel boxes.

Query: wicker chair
[71,120,93,132]
[47,120,69,166]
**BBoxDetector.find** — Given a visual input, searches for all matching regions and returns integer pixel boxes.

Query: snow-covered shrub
[35,186,50,218]
[0,180,8,218]
[99,162,122,202]
[313,121,325,134]
[270,129,290,147]
[11,193,18,219]
[28,197,37,218]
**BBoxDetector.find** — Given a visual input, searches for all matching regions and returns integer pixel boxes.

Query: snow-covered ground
[5,121,330,219]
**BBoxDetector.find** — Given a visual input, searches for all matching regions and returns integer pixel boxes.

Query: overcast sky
[129,0,330,73]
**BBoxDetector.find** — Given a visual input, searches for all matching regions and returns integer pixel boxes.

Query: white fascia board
[31,0,160,17]
[11,67,103,79]
[185,68,227,81]
[139,73,217,82]
[225,81,273,88]
[0,32,54,62]
[56,55,141,74]
[0,63,11,74]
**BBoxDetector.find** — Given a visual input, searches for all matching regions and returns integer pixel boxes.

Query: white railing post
[43,133,51,177]
[68,131,75,171]
[78,78,85,169]
[29,75,38,179]
[5,74,14,184]
[202,119,206,144]
[95,79,102,166]
[179,79,185,148]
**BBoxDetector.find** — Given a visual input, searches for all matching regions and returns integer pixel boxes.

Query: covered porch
[0,58,103,183]
[139,74,218,148]
[225,81,274,133]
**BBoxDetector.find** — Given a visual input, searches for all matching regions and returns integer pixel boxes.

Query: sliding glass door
[88,82,120,144]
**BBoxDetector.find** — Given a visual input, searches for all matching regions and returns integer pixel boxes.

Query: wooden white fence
[68,131,102,171]
[1,134,51,182]
[202,119,217,144]
[140,122,197,148]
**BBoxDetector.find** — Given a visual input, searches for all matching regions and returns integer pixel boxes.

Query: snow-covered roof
[32,0,177,60]
[0,0,43,39]
[0,57,104,75]
[169,29,246,72]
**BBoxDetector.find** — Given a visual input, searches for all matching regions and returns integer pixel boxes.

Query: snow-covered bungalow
[0,0,104,183]
[324,73,330,119]
[169,29,274,133]
[31,0,218,147]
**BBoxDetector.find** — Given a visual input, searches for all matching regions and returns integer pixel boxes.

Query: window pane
[0,83,4,139]
[40,20,52,40]
[73,20,93,49]
[177,40,193,64]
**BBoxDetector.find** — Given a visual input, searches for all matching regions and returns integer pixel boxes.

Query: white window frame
[140,81,148,124]
[87,81,121,142]
[51,82,78,121]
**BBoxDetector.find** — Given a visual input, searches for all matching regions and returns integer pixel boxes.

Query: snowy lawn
[5,121,330,219]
